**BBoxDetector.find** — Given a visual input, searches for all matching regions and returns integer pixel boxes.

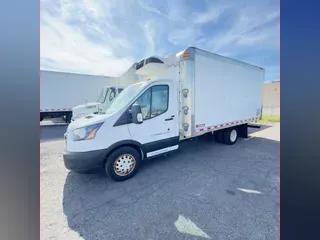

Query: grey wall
[262,81,280,116]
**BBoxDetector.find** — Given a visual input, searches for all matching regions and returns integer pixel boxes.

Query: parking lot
[41,119,280,240]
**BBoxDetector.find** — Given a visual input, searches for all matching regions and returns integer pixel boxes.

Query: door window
[150,85,169,117]
[135,89,151,119]
[109,88,116,102]
[133,85,169,120]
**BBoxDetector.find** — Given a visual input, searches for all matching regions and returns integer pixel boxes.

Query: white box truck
[40,70,115,123]
[71,63,145,121]
[63,47,264,181]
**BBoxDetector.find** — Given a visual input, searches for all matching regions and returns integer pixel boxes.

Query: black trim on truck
[63,140,143,173]
[63,137,180,173]
[113,84,170,127]
[141,136,179,155]
[136,59,144,70]
[105,137,179,159]
[106,139,143,154]
[136,57,164,71]
[145,57,164,65]
[63,149,106,173]
[113,110,131,126]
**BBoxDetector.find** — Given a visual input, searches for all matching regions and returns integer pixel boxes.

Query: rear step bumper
[247,124,261,129]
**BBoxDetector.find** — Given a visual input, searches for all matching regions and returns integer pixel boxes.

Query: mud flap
[238,124,248,139]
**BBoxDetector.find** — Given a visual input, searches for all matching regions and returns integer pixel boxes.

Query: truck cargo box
[178,47,264,138]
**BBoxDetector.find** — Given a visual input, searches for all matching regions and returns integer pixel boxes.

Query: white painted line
[174,215,211,239]
[237,188,263,194]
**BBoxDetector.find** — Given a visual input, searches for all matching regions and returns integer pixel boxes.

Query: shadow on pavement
[62,133,279,240]
[40,124,68,142]
[248,124,272,134]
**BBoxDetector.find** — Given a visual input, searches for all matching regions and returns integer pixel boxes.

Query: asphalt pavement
[40,118,68,142]
[40,121,280,240]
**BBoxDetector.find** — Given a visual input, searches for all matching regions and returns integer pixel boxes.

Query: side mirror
[130,104,143,124]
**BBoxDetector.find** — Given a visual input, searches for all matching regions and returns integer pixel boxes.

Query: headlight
[72,122,104,141]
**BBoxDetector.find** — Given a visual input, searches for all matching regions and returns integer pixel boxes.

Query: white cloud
[41,0,138,76]
[41,0,169,76]
[193,1,232,24]
[138,0,169,19]
[41,0,279,81]
[41,11,133,76]
[193,10,220,24]
[164,1,279,54]
[140,20,156,57]
[168,28,200,46]
[205,6,280,53]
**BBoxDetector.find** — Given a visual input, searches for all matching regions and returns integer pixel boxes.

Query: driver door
[128,81,179,158]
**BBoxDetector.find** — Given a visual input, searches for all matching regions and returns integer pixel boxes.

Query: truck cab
[64,56,179,181]
[64,76,178,180]
[71,86,124,121]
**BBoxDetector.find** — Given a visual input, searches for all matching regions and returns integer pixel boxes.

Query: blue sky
[40,0,279,82]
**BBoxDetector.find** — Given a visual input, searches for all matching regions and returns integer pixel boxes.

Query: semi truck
[71,63,144,121]
[71,86,125,121]
[63,47,264,181]
[40,70,115,123]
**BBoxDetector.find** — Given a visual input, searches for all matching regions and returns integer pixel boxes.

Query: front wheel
[105,147,141,181]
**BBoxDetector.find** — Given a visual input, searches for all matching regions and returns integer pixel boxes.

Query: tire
[214,130,224,143]
[105,147,141,181]
[222,127,238,145]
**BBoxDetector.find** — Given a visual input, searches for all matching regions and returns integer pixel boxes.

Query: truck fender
[103,140,145,163]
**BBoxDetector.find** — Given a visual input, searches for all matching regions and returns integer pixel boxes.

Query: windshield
[106,82,146,115]
[97,87,109,103]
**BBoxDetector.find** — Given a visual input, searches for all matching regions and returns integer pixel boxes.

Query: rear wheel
[105,147,141,181]
[222,127,238,145]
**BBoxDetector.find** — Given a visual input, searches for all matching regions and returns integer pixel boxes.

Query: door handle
[165,117,173,121]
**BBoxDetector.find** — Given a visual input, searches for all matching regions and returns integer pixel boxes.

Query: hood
[66,112,115,133]
[73,102,100,111]
[72,102,102,120]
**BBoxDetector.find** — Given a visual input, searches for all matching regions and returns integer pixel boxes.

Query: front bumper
[63,149,106,173]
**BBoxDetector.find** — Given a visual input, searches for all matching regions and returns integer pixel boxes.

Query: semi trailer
[71,62,145,121]
[63,47,264,181]
[40,70,115,123]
